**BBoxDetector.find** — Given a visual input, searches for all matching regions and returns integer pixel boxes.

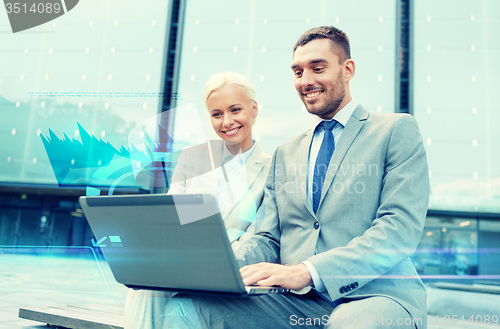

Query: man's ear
[344,59,355,82]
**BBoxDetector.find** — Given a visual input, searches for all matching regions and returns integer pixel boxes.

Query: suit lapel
[319,105,369,208]
[196,140,222,193]
[221,144,266,220]
[298,131,315,218]
[207,140,223,171]
[241,145,266,187]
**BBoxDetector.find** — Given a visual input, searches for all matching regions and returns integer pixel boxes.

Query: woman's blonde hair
[203,72,257,121]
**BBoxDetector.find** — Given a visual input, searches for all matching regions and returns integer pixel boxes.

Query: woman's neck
[225,138,253,155]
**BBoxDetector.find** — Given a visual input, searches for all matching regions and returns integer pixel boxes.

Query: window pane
[413,0,500,212]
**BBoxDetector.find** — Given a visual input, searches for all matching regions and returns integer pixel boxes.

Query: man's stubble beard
[304,71,345,119]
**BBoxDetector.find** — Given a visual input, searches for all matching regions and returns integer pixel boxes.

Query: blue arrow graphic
[91,236,107,247]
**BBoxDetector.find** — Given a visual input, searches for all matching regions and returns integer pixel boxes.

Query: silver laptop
[79,193,288,297]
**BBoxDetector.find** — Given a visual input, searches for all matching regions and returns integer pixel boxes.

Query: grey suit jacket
[233,105,429,323]
[169,140,271,243]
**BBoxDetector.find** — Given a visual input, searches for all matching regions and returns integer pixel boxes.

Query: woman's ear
[252,101,259,118]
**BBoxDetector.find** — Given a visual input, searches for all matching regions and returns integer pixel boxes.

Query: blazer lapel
[221,144,266,220]
[242,145,266,187]
[192,140,222,194]
[298,131,315,218]
[207,140,223,171]
[319,105,369,208]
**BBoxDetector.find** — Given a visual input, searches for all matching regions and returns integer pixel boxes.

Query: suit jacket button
[313,222,320,230]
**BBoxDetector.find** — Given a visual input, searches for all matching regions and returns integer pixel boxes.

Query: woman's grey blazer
[168,140,271,242]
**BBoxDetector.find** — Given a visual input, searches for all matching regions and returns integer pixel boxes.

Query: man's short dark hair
[293,26,351,62]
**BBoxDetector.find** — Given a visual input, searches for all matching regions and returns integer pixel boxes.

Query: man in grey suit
[165,26,429,329]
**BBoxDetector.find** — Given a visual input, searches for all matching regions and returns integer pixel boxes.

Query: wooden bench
[430,282,500,295]
[19,304,124,329]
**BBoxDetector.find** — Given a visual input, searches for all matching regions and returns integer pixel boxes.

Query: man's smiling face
[292,38,353,120]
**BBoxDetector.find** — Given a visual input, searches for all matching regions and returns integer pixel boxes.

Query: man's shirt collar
[311,98,358,132]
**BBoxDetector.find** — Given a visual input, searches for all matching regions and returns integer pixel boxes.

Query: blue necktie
[312,120,337,214]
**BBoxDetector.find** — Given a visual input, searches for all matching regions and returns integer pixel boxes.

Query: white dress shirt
[217,141,256,213]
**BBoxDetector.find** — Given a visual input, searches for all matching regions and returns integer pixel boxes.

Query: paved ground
[0,247,499,328]
[0,247,127,328]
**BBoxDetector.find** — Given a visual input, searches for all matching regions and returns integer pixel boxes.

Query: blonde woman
[124,72,271,328]
[168,71,270,241]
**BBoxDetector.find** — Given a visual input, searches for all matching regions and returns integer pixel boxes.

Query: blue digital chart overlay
[109,235,123,247]
[40,104,207,195]
[40,106,206,195]
[91,235,123,248]
[41,122,139,192]
[3,0,79,33]
[0,246,112,293]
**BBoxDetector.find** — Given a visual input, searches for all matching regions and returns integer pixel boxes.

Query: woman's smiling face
[208,84,258,153]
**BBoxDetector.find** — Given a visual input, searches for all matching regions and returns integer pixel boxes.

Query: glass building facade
[0,0,170,185]
[413,0,500,213]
